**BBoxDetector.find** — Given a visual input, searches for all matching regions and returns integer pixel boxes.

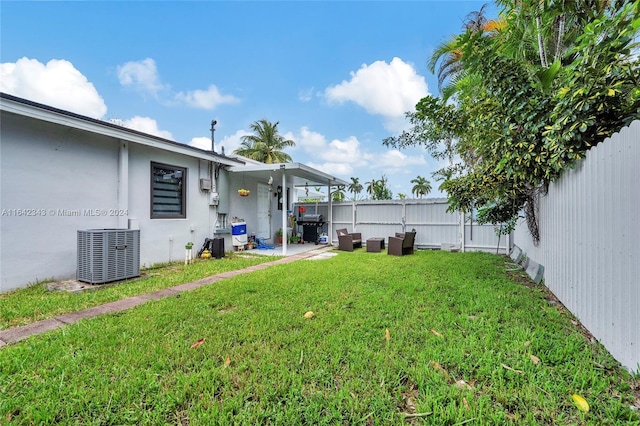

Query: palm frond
[233,119,296,163]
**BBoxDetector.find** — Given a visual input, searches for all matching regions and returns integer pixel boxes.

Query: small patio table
[366,237,385,253]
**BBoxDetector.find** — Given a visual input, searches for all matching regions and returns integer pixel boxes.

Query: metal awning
[227,162,349,188]
[227,162,348,255]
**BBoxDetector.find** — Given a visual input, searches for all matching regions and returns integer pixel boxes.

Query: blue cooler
[231,222,247,248]
[231,222,247,235]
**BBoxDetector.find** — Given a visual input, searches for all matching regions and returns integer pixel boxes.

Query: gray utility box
[77,229,140,284]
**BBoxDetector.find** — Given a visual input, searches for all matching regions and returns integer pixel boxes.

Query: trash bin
[211,237,224,259]
[198,237,225,259]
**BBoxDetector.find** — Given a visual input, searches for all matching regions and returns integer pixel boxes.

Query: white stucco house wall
[0,93,347,293]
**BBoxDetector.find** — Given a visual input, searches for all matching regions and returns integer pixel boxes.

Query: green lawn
[0,253,278,330]
[1,250,638,425]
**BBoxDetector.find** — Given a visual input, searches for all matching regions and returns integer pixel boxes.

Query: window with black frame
[151,162,186,218]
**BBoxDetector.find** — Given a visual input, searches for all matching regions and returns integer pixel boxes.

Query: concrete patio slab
[306,252,338,260]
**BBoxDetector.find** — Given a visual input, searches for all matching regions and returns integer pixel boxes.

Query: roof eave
[0,93,242,166]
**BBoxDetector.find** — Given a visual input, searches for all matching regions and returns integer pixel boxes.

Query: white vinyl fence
[513,120,640,373]
[295,198,508,254]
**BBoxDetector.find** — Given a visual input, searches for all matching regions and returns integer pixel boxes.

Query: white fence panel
[295,199,507,252]
[355,202,404,245]
[406,200,460,248]
[356,201,404,225]
[464,222,505,253]
[328,203,354,231]
[514,120,640,372]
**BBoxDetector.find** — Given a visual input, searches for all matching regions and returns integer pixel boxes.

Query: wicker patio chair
[387,231,416,256]
[336,228,362,251]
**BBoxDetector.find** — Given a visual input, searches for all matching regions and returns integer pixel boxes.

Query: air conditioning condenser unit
[77,229,140,284]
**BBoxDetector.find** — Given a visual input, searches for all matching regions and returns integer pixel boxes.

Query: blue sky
[1,1,497,198]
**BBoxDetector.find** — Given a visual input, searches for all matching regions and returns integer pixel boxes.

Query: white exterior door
[257,184,271,239]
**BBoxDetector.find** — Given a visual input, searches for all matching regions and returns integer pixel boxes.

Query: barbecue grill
[298,214,325,244]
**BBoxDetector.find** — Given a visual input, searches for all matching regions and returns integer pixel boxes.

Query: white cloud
[288,126,429,191]
[290,127,391,180]
[295,127,327,151]
[324,57,428,130]
[110,116,173,140]
[291,127,367,165]
[324,136,366,164]
[376,149,427,168]
[355,152,427,183]
[175,85,240,110]
[217,125,427,190]
[282,131,297,147]
[215,129,251,155]
[306,161,355,176]
[0,57,107,119]
[188,136,213,151]
[382,115,415,134]
[117,58,239,110]
[298,87,314,102]
[187,130,249,154]
[117,58,166,96]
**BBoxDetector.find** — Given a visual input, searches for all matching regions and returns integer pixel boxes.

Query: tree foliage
[234,119,296,164]
[332,188,346,202]
[365,175,393,200]
[410,175,432,198]
[347,177,363,201]
[385,0,639,243]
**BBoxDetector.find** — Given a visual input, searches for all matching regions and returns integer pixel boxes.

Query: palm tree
[234,119,295,163]
[366,174,392,200]
[347,177,363,201]
[365,179,376,199]
[495,0,613,69]
[429,2,609,98]
[428,4,502,99]
[411,176,432,199]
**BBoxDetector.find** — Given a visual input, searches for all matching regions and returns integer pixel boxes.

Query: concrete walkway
[0,245,336,349]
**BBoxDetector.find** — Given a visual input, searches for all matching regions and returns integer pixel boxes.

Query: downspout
[281,166,287,255]
[209,160,216,235]
[118,140,129,229]
[210,120,218,236]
